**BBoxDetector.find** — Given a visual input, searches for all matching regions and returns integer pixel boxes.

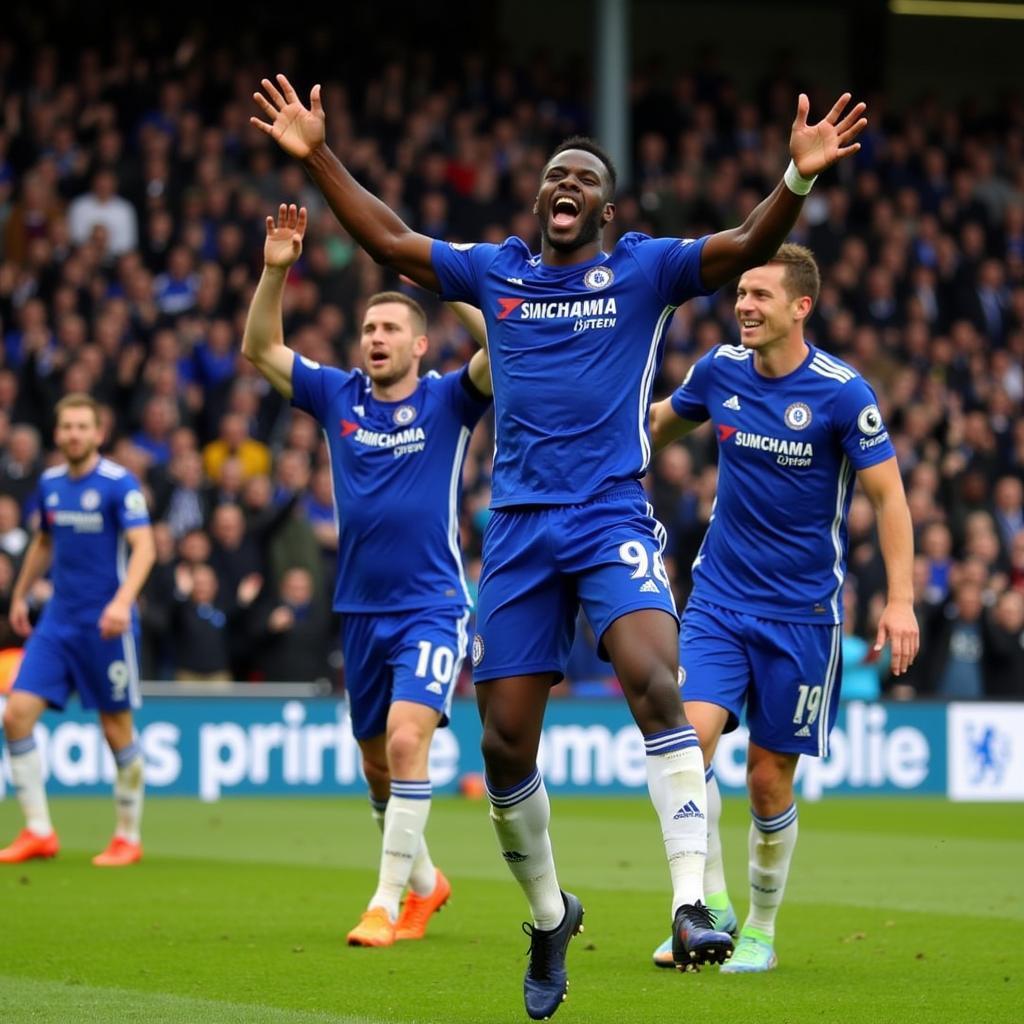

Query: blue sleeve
[833,377,897,470]
[629,234,713,306]
[438,368,492,429]
[430,240,501,304]
[669,351,713,423]
[290,356,354,422]
[36,483,50,534]
[116,474,151,531]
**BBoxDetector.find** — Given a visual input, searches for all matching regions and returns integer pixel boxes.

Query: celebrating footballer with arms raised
[242,204,492,949]
[252,74,866,1018]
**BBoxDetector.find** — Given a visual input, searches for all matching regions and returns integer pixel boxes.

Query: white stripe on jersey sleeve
[41,465,68,479]
[713,345,751,361]
[810,352,855,380]
[808,361,854,385]
[828,455,853,621]
[97,458,128,478]
[447,426,472,605]
[638,306,675,471]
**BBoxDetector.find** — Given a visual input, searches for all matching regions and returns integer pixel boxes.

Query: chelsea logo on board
[583,266,614,291]
[393,405,417,426]
[784,402,812,430]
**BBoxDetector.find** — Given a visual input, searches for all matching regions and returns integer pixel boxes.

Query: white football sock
[368,780,432,920]
[487,768,564,930]
[113,741,145,844]
[644,727,708,916]
[704,766,730,909]
[745,804,798,938]
[9,736,52,836]
[369,793,437,898]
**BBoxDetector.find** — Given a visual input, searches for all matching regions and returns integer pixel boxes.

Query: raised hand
[251,74,324,160]
[790,93,867,178]
[264,203,308,269]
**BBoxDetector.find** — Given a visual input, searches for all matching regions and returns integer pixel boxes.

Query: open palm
[264,203,307,268]
[252,74,324,159]
[790,92,867,178]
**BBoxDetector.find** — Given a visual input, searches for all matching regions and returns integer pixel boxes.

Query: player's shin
[369,781,432,920]
[486,768,564,930]
[644,728,708,913]
[113,740,145,843]
[369,793,437,898]
[704,766,731,912]
[744,804,798,938]
[9,736,53,836]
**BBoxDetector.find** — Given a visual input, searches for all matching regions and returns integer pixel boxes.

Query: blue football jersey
[431,233,711,507]
[291,358,491,613]
[38,458,151,626]
[670,343,896,624]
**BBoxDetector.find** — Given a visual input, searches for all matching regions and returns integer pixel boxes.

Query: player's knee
[479,725,529,780]
[2,702,32,739]
[747,758,794,814]
[386,725,429,775]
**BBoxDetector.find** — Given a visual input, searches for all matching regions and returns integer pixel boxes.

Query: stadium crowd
[0,31,1021,698]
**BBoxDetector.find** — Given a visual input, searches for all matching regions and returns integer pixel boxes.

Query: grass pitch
[0,795,1020,1023]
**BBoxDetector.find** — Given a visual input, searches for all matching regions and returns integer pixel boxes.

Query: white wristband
[784,160,817,196]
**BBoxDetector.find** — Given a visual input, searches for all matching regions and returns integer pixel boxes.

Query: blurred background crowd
[0,16,1021,700]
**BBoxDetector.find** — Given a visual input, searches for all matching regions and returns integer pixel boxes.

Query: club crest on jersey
[393,404,417,426]
[582,266,614,291]
[46,493,59,507]
[80,488,101,511]
[784,402,812,430]
[472,634,485,667]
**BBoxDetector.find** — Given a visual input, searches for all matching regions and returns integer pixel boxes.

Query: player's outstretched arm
[242,204,308,399]
[448,303,488,351]
[447,303,492,395]
[649,398,702,451]
[699,92,867,292]
[857,458,920,677]
[251,74,438,291]
[99,524,156,639]
[8,532,54,637]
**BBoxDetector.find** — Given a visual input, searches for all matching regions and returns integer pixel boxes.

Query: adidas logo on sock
[723,395,741,410]
[502,850,528,863]
[794,725,811,737]
[672,800,705,820]
[639,579,660,593]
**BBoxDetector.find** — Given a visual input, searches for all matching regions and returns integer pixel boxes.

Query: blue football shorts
[471,483,677,684]
[340,608,469,741]
[679,596,843,758]
[13,617,142,712]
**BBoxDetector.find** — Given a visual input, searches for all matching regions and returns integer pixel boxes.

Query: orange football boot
[0,828,59,863]
[346,907,396,947]
[395,869,451,940]
[92,836,143,867]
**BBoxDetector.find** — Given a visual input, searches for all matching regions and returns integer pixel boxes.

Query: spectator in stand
[202,412,271,484]
[982,589,1024,698]
[929,578,986,700]
[0,495,29,566]
[0,425,43,515]
[67,170,137,257]
[992,476,1024,555]
[254,567,332,683]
